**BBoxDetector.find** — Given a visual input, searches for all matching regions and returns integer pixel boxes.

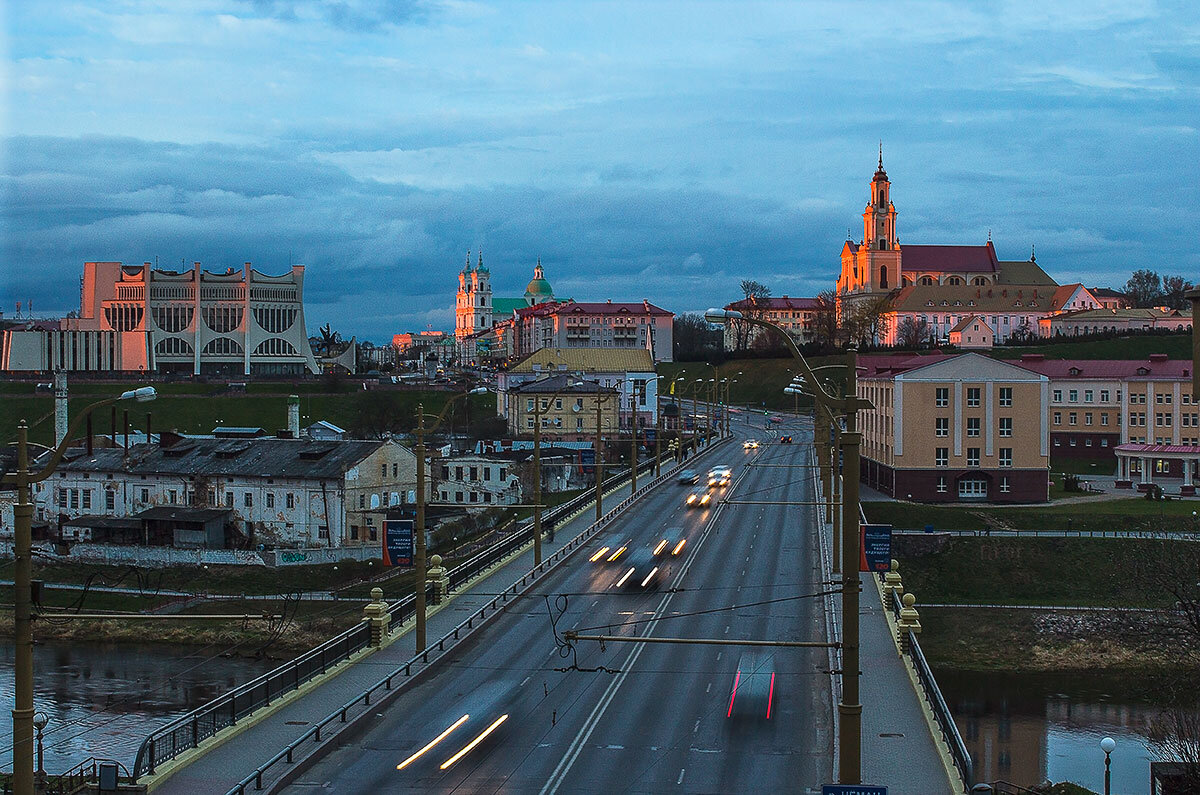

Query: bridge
[133,416,964,794]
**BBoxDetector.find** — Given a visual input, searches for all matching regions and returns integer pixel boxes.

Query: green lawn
[1049,456,1116,477]
[990,332,1189,361]
[660,358,820,412]
[864,497,1198,533]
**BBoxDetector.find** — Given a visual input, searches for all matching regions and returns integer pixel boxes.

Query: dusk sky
[3,0,1198,341]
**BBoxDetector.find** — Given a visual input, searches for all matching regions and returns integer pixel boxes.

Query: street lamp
[3,386,157,795]
[32,712,47,786]
[708,306,870,786]
[412,386,488,653]
[1100,736,1116,795]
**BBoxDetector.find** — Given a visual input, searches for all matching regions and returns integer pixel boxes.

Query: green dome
[524,262,553,301]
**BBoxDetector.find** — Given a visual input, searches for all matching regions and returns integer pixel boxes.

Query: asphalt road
[283,417,832,794]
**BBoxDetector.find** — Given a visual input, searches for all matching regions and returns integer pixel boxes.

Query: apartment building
[496,348,659,429]
[721,296,823,350]
[505,374,620,441]
[858,353,1049,503]
[437,448,581,507]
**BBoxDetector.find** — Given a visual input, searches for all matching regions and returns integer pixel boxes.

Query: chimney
[1148,353,1168,363]
[53,370,68,447]
[288,394,300,437]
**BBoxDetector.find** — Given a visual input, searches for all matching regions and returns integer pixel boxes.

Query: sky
[2,0,1198,341]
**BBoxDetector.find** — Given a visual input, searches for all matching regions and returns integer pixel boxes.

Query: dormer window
[1069,367,1081,376]
[1014,301,1022,307]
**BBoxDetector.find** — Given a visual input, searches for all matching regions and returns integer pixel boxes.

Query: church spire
[477,250,483,270]
[1030,244,1036,263]
[874,142,888,182]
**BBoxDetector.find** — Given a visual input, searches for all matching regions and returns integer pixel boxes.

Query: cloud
[241,0,431,30]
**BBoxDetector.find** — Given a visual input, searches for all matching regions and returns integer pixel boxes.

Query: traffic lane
[551,436,830,792]
[282,447,740,793]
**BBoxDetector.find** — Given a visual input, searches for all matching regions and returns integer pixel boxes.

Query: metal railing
[880,576,974,788]
[223,438,734,795]
[132,443,701,780]
[1,757,132,795]
[894,527,1199,540]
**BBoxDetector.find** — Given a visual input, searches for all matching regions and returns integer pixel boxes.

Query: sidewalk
[147,450,723,794]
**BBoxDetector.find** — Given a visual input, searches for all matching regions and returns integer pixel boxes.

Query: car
[743,439,760,450]
[779,435,793,444]
[589,536,631,564]
[707,466,732,487]
[726,651,776,720]
[652,527,687,558]
[685,488,712,508]
[676,469,700,485]
[613,547,662,590]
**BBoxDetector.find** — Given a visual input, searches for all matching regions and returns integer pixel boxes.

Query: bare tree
[896,315,932,349]
[673,312,721,361]
[1162,275,1196,310]
[730,280,772,351]
[848,295,893,346]
[812,290,841,346]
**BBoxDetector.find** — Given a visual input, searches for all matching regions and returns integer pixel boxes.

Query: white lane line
[520,676,531,688]
[705,683,711,694]
[692,720,700,733]
[716,652,722,661]
[677,769,685,785]
[723,625,729,635]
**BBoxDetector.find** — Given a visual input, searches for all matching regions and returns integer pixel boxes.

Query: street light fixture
[3,386,157,795]
[32,712,47,786]
[1100,736,1116,795]
[707,306,872,786]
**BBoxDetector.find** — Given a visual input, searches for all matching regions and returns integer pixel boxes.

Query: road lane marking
[705,683,711,694]
[520,676,531,688]
[677,769,685,785]
[692,720,699,733]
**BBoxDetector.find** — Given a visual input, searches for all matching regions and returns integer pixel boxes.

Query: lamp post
[707,307,870,785]
[593,389,617,523]
[1100,736,1115,795]
[4,386,156,795]
[412,387,487,654]
[32,712,47,787]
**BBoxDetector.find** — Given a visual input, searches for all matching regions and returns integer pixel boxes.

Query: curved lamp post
[413,386,488,653]
[1100,736,1115,795]
[707,306,871,786]
[4,386,156,795]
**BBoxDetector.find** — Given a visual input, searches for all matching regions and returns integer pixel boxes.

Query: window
[1053,389,1063,403]
[1085,412,1093,426]
[1069,412,1077,426]
[527,417,534,429]
[958,478,987,498]
[526,398,534,412]
[105,490,115,511]
[1053,412,1062,426]
[999,417,1012,437]
[244,492,253,507]
[455,491,463,503]
[1084,390,1094,403]
[351,525,359,540]
[999,448,1012,467]
[392,463,398,478]
[470,466,478,481]
[286,492,294,509]
[935,448,949,467]
[935,417,949,437]
[1100,389,1110,402]
[936,476,948,493]
[967,448,980,467]
[380,464,387,478]
[935,388,949,407]
[1000,477,1010,494]
[966,387,981,407]
[1157,412,1173,427]
[483,467,491,482]
[967,418,981,437]
[225,491,233,506]
[999,387,1012,407]
[1101,413,1109,426]
[368,527,377,541]
[266,492,275,509]
[1069,389,1078,403]
[168,489,178,504]
[359,494,366,509]
[81,489,91,509]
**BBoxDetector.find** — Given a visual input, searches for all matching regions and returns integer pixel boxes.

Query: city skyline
[4,0,1199,340]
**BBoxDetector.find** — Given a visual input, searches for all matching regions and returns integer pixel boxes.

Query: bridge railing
[131,448,681,780]
[880,573,974,787]
[893,527,1199,540]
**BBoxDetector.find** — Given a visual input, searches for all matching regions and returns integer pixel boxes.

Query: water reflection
[0,641,276,772]
[940,670,1174,795]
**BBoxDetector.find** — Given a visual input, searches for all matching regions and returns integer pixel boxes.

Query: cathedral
[455,253,557,359]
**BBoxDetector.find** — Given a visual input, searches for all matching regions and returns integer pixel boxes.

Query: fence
[131,447,685,780]
[880,574,974,787]
[894,527,1200,541]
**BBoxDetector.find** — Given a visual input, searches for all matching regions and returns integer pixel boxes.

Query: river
[0,641,277,774]
[940,669,1186,795]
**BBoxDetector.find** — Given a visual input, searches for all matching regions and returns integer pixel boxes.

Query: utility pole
[595,397,605,523]
[630,388,639,494]
[838,344,862,784]
[532,396,544,565]
[414,405,428,652]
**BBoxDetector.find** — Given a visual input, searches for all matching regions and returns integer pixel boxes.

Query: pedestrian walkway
[147,448,727,794]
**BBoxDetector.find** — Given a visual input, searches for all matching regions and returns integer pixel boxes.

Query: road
[283,418,833,794]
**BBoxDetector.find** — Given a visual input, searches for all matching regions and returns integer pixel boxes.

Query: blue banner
[383,519,414,567]
[859,524,892,573]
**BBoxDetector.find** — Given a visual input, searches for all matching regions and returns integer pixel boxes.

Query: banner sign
[383,519,414,567]
[859,524,892,573]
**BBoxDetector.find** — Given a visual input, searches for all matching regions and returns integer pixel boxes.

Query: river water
[0,641,277,773]
[940,669,1182,795]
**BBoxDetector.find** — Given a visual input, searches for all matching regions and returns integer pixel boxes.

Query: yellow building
[506,373,619,441]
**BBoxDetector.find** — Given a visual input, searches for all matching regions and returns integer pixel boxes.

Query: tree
[673,313,722,361]
[730,280,772,352]
[1162,275,1196,310]
[811,291,841,346]
[1125,269,1164,308]
[848,295,893,346]
[896,316,932,349]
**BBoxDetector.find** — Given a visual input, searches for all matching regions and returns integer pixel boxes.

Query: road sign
[822,786,887,795]
[383,519,414,567]
[859,524,892,572]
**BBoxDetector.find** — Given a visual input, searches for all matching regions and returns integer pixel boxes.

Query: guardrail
[132,443,712,780]
[1,757,132,795]
[224,438,733,795]
[880,575,973,787]
[894,527,1199,540]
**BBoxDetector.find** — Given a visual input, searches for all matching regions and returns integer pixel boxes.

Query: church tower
[471,252,491,332]
[838,148,901,300]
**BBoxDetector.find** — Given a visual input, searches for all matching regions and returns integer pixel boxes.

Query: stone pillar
[427,554,449,605]
[1182,458,1196,496]
[897,592,922,653]
[883,558,904,608]
[362,587,390,646]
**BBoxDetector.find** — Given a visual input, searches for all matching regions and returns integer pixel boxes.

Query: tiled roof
[900,243,998,273]
[1115,443,1200,455]
[1051,307,1192,320]
[509,373,619,394]
[509,347,654,373]
[549,300,672,317]
[857,353,956,377]
[55,438,389,479]
[1014,356,1192,379]
[949,315,987,334]
[995,259,1057,286]
[724,296,822,311]
[890,283,1056,313]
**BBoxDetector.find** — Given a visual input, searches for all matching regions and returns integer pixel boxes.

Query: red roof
[1014,356,1191,380]
[857,353,956,378]
[724,296,822,311]
[550,300,672,317]
[900,242,999,273]
[1116,443,1200,455]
